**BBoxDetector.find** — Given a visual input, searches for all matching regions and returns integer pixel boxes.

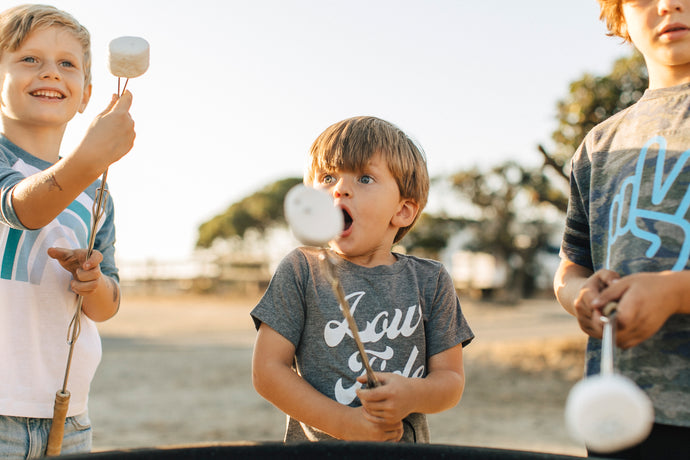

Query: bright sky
[5,0,635,264]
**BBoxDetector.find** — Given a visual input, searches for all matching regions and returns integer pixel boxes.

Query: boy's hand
[356,373,413,425]
[47,247,103,297]
[592,272,681,349]
[76,91,136,173]
[573,269,620,339]
[343,406,403,442]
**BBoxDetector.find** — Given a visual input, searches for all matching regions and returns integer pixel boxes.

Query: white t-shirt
[0,135,118,418]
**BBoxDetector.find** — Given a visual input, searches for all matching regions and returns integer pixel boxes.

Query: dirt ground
[88,293,589,457]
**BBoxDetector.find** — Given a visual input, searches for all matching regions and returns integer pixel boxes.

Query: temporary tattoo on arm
[48,174,63,191]
[109,277,121,314]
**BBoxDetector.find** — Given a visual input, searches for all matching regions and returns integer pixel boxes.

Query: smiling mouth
[342,208,353,231]
[30,90,65,99]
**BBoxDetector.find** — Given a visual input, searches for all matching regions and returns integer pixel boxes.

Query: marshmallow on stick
[564,306,653,453]
[284,185,343,246]
[108,36,150,78]
[565,374,654,453]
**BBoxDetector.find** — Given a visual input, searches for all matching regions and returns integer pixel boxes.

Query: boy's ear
[392,198,419,228]
[78,83,92,114]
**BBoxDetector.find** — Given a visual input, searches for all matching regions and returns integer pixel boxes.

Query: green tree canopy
[545,52,648,174]
[196,177,303,248]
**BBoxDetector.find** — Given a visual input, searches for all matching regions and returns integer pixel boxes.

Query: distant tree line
[195,53,648,299]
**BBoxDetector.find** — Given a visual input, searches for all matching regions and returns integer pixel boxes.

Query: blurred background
[3,0,651,455]
[5,0,643,299]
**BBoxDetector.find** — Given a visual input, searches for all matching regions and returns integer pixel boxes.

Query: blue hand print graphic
[607,136,690,271]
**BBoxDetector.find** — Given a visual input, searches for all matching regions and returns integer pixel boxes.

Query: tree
[540,52,648,190]
[443,161,560,298]
[403,213,470,258]
[438,53,648,296]
[196,177,302,249]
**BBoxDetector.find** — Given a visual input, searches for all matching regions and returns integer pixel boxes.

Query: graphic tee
[251,247,474,442]
[562,83,690,427]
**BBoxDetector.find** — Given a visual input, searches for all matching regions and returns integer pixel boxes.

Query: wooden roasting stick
[45,36,149,456]
[284,185,380,389]
[46,169,109,456]
[320,250,380,388]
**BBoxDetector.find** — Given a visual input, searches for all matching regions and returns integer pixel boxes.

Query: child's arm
[252,323,404,441]
[554,258,612,338]
[11,92,135,230]
[355,344,464,425]
[48,247,119,322]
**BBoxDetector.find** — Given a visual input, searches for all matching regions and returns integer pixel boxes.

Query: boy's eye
[60,60,75,68]
[322,174,335,185]
[359,175,374,184]
[21,56,37,63]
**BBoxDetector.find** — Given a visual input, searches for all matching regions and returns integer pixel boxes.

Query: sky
[4,0,635,265]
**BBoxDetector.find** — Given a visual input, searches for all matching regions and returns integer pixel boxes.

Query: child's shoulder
[276,246,324,269]
[395,252,442,267]
[393,252,448,277]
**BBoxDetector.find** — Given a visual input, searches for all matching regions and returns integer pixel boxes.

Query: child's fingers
[98,90,132,118]
[83,249,103,270]
[99,94,119,116]
[46,246,69,261]
[112,90,133,113]
[71,278,99,296]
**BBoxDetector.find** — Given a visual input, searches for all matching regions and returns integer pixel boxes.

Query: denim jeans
[0,412,92,459]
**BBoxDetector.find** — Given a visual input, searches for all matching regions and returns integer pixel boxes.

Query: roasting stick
[45,36,149,457]
[320,250,380,388]
[284,185,380,388]
[45,170,109,456]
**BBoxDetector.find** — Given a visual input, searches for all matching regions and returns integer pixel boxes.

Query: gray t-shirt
[251,247,474,442]
[562,83,690,427]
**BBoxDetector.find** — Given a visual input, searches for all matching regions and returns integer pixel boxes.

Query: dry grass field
[88,293,589,457]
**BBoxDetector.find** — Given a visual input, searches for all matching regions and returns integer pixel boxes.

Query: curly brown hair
[597,0,630,41]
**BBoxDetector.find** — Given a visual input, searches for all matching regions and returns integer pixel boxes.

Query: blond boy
[0,4,135,456]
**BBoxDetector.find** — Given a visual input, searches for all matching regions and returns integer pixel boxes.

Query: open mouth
[342,208,353,231]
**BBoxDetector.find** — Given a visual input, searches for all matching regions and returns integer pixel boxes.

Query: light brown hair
[306,116,429,243]
[0,4,92,85]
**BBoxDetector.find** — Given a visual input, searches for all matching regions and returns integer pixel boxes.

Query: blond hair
[0,4,92,85]
[306,116,429,243]
[597,0,630,41]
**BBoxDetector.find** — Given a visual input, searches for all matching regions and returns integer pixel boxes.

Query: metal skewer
[600,302,617,376]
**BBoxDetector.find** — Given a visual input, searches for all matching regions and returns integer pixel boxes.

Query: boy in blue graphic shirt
[0,4,135,457]
[251,116,473,443]
[554,1,690,458]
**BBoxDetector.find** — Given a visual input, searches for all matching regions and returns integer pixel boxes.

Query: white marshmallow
[565,374,654,453]
[108,36,150,78]
[284,185,343,247]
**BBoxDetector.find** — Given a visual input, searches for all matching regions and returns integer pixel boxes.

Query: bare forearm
[406,369,465,414]
[554,259,593,316]
[81,275,120,322]
[253,361,354,438]
[12,155,103,229]
[660,270,690,315]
